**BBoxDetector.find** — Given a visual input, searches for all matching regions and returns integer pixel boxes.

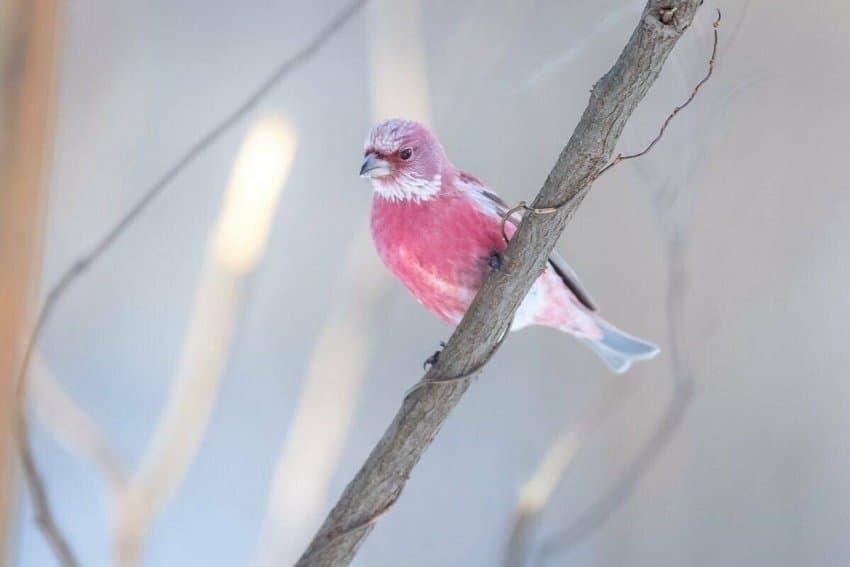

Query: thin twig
[30,357,127,488]
[596,9,721,178]
[14,417,79,567]
[532,236,695,566]
[12,2,369,562]
[534,384,693,566]
[501,384,632,567]
[256,1,433,559]
[531,78,769,567]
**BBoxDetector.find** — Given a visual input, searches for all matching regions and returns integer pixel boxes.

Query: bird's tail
[581,316,660,374]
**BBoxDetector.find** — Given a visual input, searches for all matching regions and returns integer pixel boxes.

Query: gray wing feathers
[547,252,597,312]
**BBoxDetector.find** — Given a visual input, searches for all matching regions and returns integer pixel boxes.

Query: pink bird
[361,119,659,373]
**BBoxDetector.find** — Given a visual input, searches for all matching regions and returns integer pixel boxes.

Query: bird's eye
[399,148,413,160]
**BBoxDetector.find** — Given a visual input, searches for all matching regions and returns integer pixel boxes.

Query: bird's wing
[546,251,597,311]
[458,170,597,311]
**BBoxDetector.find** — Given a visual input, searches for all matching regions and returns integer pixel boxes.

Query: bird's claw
[423,342,448,370]
[488,251,503,271]
[423,351,440,370]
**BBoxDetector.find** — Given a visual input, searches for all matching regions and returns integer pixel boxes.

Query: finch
[361,119,659,373]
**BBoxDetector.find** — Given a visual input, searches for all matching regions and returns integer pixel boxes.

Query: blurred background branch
[501,12,722,564]
[254,1,429,563]
[113,117,295,566]
[30,117,296,567]
[12,2,366,563]
[501,385,628,567]
[30,357,126,489]
[0,0,65,562]
[530,10,765,564]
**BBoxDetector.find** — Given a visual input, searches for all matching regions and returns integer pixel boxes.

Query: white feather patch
[372,173,441,203]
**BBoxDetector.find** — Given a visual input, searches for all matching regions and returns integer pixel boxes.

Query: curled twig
[595,9,721,178]
[404,320,512,397]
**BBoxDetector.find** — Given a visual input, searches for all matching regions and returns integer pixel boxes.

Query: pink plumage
[361,119,658,373]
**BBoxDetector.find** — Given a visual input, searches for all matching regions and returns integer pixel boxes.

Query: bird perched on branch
[361,119,658,373]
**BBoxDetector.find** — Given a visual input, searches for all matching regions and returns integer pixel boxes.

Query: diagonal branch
[296,1,705,565]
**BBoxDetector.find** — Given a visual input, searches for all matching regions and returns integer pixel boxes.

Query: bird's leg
[423,341,448,370]
[488,251,503,271]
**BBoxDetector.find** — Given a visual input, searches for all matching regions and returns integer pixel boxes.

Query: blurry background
[3,0,850,565]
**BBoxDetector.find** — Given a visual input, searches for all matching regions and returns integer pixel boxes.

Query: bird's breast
[370,192,505,324]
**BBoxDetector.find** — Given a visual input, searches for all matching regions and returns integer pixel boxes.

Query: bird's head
[361,119,447,202]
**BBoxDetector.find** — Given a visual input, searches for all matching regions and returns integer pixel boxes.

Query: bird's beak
[360,153,391,178]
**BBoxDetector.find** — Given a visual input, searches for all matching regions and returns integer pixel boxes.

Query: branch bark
[296,1,704,565]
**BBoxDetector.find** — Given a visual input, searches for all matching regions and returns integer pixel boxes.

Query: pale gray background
[15,1,850,565]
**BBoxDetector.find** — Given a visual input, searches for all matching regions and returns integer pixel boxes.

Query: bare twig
[530,169,699,567]
[501,385,631,567]
[296,2,706,565]
[12,2,368,562]
[30,116,295,567]
[532,78,768,565]
[114,262,244,566]
[30,357,127,488]
[256,3,432,561]
[533,235,694,566]
[536,391,694,566]
[14,421,79,567]
[595,10,720,178]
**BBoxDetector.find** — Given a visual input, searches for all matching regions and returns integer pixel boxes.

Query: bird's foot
[423,341,448,370]
[488,251,503,271]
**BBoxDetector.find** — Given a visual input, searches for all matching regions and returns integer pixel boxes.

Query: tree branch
[501,384,632,567]
[296,2,704,565]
